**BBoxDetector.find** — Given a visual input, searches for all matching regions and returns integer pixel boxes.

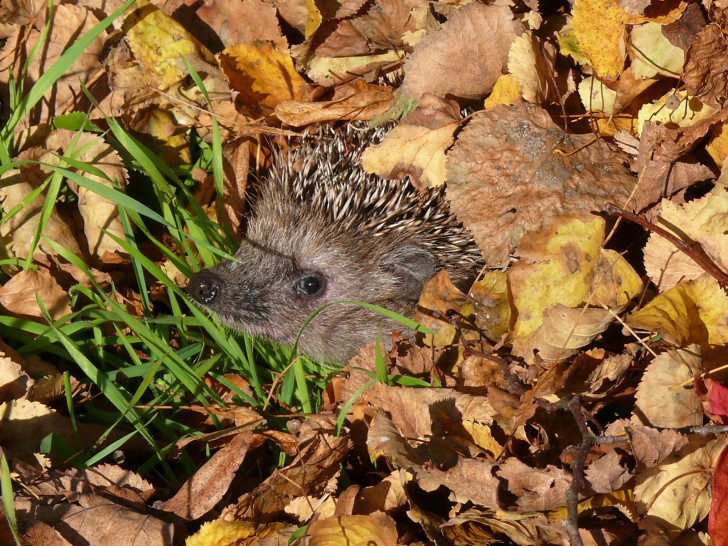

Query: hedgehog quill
[187,124,483,363]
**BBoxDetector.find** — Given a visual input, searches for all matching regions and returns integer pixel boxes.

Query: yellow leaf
[507,31,554,104]
[308,514,398,545]
[305,0,322,39]
[124,0,216,87]
[637,92,717,136]
[707,119,728,167]
[509,214,642,363]
[630,22,685,79]
[572,0,628,80]
[361,122,456,188]
[186,520,254,546]
[484,74,522,111]
[578,77,616,115]
[219,43,310,112]
[634,436,726,536]
[627,274,728,346]
[470,270,511,341]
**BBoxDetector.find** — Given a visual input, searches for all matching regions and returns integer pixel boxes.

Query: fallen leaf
[361,100,458,188]
[307,513,399,546]
[221,430,351,522]
[633,346,704,428]
[629,21,685,79]
[507,31,556,105]
[157,431,261,520]
[446,105,637,266]
[709,441,728,544]
[219,42,311,114]
[644,185,728,290]
[507,214,642,364]
[0,4,108,129]
[572,0,629,80]
[124,0,217,88]
[627,275,728,347]
[402,3,521,101]
[625,425,689,467]
[683,23,728,108]
[0,269,71,322]
[634,436,726,537]
[275,83,393,126]
[196,0,287,50]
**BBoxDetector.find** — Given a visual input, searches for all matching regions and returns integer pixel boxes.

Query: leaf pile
[2,0,728,544]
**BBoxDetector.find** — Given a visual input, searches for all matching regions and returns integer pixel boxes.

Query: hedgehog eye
[296,274,326,296]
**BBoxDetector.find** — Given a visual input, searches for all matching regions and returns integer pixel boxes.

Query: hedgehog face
[187,220,437,363]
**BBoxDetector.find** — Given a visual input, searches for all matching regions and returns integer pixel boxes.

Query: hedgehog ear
[383,245,437,301]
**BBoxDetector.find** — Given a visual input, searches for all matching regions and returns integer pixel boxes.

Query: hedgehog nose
[187,270,222,304]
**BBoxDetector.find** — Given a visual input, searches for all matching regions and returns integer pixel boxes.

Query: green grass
[0,1,336,482]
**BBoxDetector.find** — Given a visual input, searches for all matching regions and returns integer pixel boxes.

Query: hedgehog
[187,123,483,363]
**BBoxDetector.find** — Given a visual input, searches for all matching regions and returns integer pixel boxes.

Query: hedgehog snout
[188,270,223,305]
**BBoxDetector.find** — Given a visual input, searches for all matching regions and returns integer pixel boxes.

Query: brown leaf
[402,3,522,101]
[0,164,83,265]
[314,0,422,57]
[221,431,352,522]
[584,450,632,494]
[61,464,155,505]
[633,122,719,212]
[157,431,261,520]
[0,341,29,400]
[683,23,728,109]
[626,425,689,467]
[443,509,567,546]
[496,457,571,512]
[44,130,129,260]
[446,105,636,266]
[275,83,393,126]
[196,0,287,50]
[0,269,71,322]
[16,493,176,545]
[359,383,500,462]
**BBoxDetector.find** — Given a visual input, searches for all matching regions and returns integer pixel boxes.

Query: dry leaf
[402,3,522,101]
[196,0,287,50]
[0,4,107,128]
[627,275,728,347]
[633,346,704,428]
[446,105,637,266]
[307,513,399,546]
[219,42,311,114]
[507,31,556,105]
[507,214,642,364]
[644,184,728,291]
[158,431,261,520]
[634,436,726,536]
[0,166,83,265]
[361,100,458,188]
[0,269,71,322]
[572,0,629,80]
